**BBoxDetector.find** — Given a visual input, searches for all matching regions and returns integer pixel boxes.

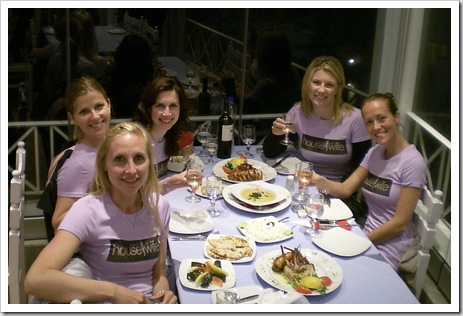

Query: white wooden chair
[123,11,143,34]
[403,186,444,299]
[9,170,26,304]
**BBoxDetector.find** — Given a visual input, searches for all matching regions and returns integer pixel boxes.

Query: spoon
[266,216,290,227]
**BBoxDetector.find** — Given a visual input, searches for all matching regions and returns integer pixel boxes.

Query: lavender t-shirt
[57,143,97,198]
[289,103,370,181]
[151,138,169,179]
[361,144,427,271]
[58,192,170,295]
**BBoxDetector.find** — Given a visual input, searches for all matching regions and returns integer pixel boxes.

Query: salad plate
[255,249,343,296]
[237,216,293,243]
[179,259,236,291]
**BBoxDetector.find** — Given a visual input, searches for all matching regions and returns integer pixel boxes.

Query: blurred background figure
[105,34,159,119]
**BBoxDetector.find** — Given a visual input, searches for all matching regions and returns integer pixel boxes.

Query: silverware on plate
[270,154,291,168]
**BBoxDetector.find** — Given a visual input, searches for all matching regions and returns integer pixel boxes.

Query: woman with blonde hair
[264,56,371,181]
[25,122,177,304]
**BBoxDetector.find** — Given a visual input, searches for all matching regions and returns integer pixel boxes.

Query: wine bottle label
[221,124,233,142]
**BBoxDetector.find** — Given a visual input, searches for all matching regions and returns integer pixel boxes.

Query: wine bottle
[197,77,211,116]
[217,97,234,159]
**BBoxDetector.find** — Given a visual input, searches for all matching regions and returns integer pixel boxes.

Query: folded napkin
[315,219,352,231]
[258,288,309,304]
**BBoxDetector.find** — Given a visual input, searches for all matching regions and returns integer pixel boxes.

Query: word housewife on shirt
[108,236,161,262]
[363,172,392,197]
[301,134,347,155]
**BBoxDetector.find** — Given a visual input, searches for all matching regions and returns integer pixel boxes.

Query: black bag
[36,149,74,241]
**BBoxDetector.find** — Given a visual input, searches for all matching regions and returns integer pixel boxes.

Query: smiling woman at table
[132,77,193,194]
[311,93,427,272]
[25,122,177,304]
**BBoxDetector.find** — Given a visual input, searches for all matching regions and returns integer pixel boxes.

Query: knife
[170,236,207,241]
[236,294,260,304]
[270,154,291,168]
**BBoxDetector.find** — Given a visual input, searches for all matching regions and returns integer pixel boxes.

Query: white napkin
[258,288,309,304]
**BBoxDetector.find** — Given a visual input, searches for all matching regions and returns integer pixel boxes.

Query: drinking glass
[206,175,222,217]
[293,161,313,203]
[280,112,295,146]
[196,124,211,157]
[304,193,325,236]
[185,163,203,203]
[204,135,218,165]
[237,125,256,158]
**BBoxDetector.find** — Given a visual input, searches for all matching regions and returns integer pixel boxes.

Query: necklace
[124,212,139,228]
[315,115,335,125]
[121,193,143,228]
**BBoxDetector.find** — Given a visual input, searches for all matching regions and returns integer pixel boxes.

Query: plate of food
[204,234,256,263]
[213,157,277,183]
[223,186,291,214]
[237,216,293,243]
[179,259,236,291]
[169,209,213,234]
[228,181,290,207]
[255,246,343,296]
[192,180,230,199]
[312,227,372,257]
[167,154,204,173]
[266,157,302,175]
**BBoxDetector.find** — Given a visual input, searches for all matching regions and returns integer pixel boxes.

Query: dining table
[162,146,419,309]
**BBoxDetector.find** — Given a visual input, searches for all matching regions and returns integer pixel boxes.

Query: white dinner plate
[179,259,236,291]
[228,181,290,206]
[213,159,277,183]
[312,227,372,257]
[223,186,292,214]
[237,216,293,243]
[203,234,256,263]
[255,248,343,296]
[266,157,302,175]
[318,199,353,220]
[169,209,213,234]
[211,286,263,304]
[167,154,205,173]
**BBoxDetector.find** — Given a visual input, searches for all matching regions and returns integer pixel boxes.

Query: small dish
[179,259,236,291]
[169,209,213,234]
[211,286,263,304]
[167,154,204,173]
[312,227,372,256]
[237,216,293,243]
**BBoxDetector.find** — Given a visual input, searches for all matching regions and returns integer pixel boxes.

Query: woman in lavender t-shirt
[311,93,426,271]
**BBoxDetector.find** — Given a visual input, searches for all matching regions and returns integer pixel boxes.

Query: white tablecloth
[164,146,418,305]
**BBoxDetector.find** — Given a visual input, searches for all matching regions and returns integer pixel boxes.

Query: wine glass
[206,175,222,217]
[205,134,218,165]
[280,112,295,146]
[304,193,325,236]
[237,125,256,158]
[185,163,203,203]
[293,161,313,203]
[196,123,211,157]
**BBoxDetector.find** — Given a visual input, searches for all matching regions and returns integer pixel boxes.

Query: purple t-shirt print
[363,172,392,197]
[301,134,348,155]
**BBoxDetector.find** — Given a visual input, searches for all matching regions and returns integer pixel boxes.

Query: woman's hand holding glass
[280,112,295,146]
[185,163,203,203]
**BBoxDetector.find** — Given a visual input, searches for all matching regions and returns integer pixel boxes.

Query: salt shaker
[285,175,295,193]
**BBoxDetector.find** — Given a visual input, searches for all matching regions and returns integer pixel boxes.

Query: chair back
[411,186,444,299]
[123,11,143,34]
[9,170,26,304]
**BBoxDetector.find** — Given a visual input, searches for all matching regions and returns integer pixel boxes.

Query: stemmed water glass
[237,125,256,158]
[206,175,222,217]
[185,163,203,203]
[205,134,218,165]
[196,123,211,157]
[304,193,325,236]
[293,161,313,203]
[280,112,295,146]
